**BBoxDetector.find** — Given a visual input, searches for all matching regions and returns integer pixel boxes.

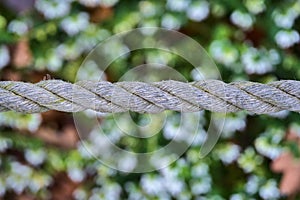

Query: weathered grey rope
[0,80,299,114]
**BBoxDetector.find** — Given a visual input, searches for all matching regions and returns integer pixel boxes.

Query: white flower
[78,0,101,7]
[209,40,239,66]
[0,138,12,152]
[76,60,106,81]
[6,162,32,194]
[215,113,246,138]
[139,1,157,17]
[166,0,190,12]
[186,1,210,22]
[99,0,119,7]
[230,10,253,30]
[245,0,266,14]
[146,51,173,65]
[0,179,6,197]
[164,176,184,196]
[67,167,86,182]
[245,175,260,194]
[290,123,300,137]
[140,175,164,196]
[230,193,245,200]
[191,163,209,177]
[76,25,110,52]
[275,29,300,49]
[255,137,282,160]
[0,45,10,69]
[61,12,89,36]
[267,110,289,119]
[29,173,52,192]
[8,20,29,35]
[56,42,83,60]
[259,179,280,199]
[161,14,182,30]
[190,177,212,195]
[217,144,241,165]
[103,183,122,200]
[163,120,179,140]
[0,112,41,132]
[35,0,70,19]
[25,149,46,166]
[36,49,63,71]
[241,47,275,74]
[273,9,298,29]
[237,148,263,173]
[117,154,137,172]
[73,188,88,200]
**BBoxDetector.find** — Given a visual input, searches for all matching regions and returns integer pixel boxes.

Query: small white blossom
[8,20,29,35]
[259,179,280,199]
[273,9,298,29]
[190,177,212,195]
[187,1,210,22]
[290,123,300,137]
[215,113,246,138]
[166,0,190,12]
[67,167,86,182]
[237,148,263,173]
[161,14,182,30]
[245,175,260,194]
[76,60,106,81]
[164,176,184,196]
[73,188,88,200]
[163,120,179,140]
[36,49,63,71]
[191,163,209,177]
[0,45,10,69]
[35,0,70,19]
[209,40,239,66]
[268,110,289,119]
[61,12,89,36]
[6,162,32,194]
[242,47,276,74]
[25,149,46,166]
[255,137,282,160]
[275,29,300,49]
[217,144,241,165]
[0,179,6,197]
[245,0,266,14]
[230,10,253,30]
[230,193,245,200]
[29,173,52,192]
[99,0,119,7]
[117,154,137,172]
[139,1,157,17]
[0,112,41,132]
[140,175,164,196]
[56,42,83,60]
[78,0,101,7]
[103,183,122,200]
[0,138,12,152]
[76,25,110,52]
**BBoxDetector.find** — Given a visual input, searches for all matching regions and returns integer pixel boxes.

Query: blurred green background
[0,0,300,199]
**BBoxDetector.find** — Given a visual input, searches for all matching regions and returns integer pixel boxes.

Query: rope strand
[0,80,299,114]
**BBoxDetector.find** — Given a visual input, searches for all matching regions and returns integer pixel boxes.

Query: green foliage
[0,0,300,199]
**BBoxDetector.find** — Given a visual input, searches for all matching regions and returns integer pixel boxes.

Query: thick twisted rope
[0,79,299,114]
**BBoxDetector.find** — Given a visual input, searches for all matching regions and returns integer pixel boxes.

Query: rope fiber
[0,79,299,114]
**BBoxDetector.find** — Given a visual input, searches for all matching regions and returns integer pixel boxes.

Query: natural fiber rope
[0,79,299,114]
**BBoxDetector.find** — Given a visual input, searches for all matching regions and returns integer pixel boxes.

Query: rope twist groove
[0,80,299,114]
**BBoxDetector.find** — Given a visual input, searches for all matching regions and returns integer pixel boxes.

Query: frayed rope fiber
[0,79,299,114]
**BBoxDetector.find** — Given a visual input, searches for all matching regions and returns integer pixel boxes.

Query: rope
[0,79,299,114]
